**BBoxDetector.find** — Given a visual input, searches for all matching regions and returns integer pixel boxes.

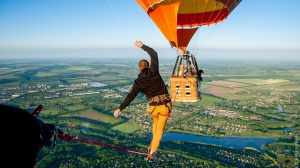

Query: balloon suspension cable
[187,23,219,53]
[160,63,172,74]
[105,0,137,40]
[161,62,172,86]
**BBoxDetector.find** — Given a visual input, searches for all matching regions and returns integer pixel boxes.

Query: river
[161,132,277,152]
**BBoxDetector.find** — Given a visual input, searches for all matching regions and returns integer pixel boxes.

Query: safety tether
[33,104,148,156]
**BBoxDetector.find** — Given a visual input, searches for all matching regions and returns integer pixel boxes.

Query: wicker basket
[169,75,199,102]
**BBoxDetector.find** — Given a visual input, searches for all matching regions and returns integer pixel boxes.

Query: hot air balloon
[136,0,242,102]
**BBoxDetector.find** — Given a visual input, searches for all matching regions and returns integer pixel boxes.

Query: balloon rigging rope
[160,62,173,87]
[190,24,222,57]
[160,63,172,74]
[188,0,225,54]
[105,0,137,40]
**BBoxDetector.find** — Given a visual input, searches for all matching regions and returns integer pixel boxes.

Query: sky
[0,0,300,61]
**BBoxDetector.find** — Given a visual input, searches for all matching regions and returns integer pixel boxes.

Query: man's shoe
[144,153,154,161]
[145,149,155,161]
[148,153,154,159]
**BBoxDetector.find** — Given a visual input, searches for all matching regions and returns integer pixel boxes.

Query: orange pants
[148,102,172,153]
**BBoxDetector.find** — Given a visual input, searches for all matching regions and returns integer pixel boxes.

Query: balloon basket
[169,76,199,102]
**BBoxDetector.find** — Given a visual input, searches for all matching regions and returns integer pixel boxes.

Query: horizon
[0,47,299,62]
[1,1,300,58]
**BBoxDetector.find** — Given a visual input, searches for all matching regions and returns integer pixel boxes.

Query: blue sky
[0,0,299,60]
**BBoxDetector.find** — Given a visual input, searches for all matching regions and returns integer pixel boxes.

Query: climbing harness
[147,94,172,116]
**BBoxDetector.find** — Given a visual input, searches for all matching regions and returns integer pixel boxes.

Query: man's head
[138,59,149,71]
[0,104,41,168]
[198,69,204,74]
[180,64,184,70]
[186,61,191,67]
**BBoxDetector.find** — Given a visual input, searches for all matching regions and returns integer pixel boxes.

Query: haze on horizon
[0,1,299,61]
[0,48,299,62]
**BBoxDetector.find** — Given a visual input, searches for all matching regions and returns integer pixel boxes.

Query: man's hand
[134,41,143,48]
[114,108,121,117]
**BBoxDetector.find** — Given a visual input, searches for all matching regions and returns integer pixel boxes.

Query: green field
[112,122,141,133]
[198,94,222,107]
[67,66,94,71]
[226,78,289,85]
[36,72,58,77]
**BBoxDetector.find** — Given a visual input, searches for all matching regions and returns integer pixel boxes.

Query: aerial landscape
[1,0,300,167]
[0,57,299,167]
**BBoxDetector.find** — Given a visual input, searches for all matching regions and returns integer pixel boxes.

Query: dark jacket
[119,45,169,110]
[197,69,204,81]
